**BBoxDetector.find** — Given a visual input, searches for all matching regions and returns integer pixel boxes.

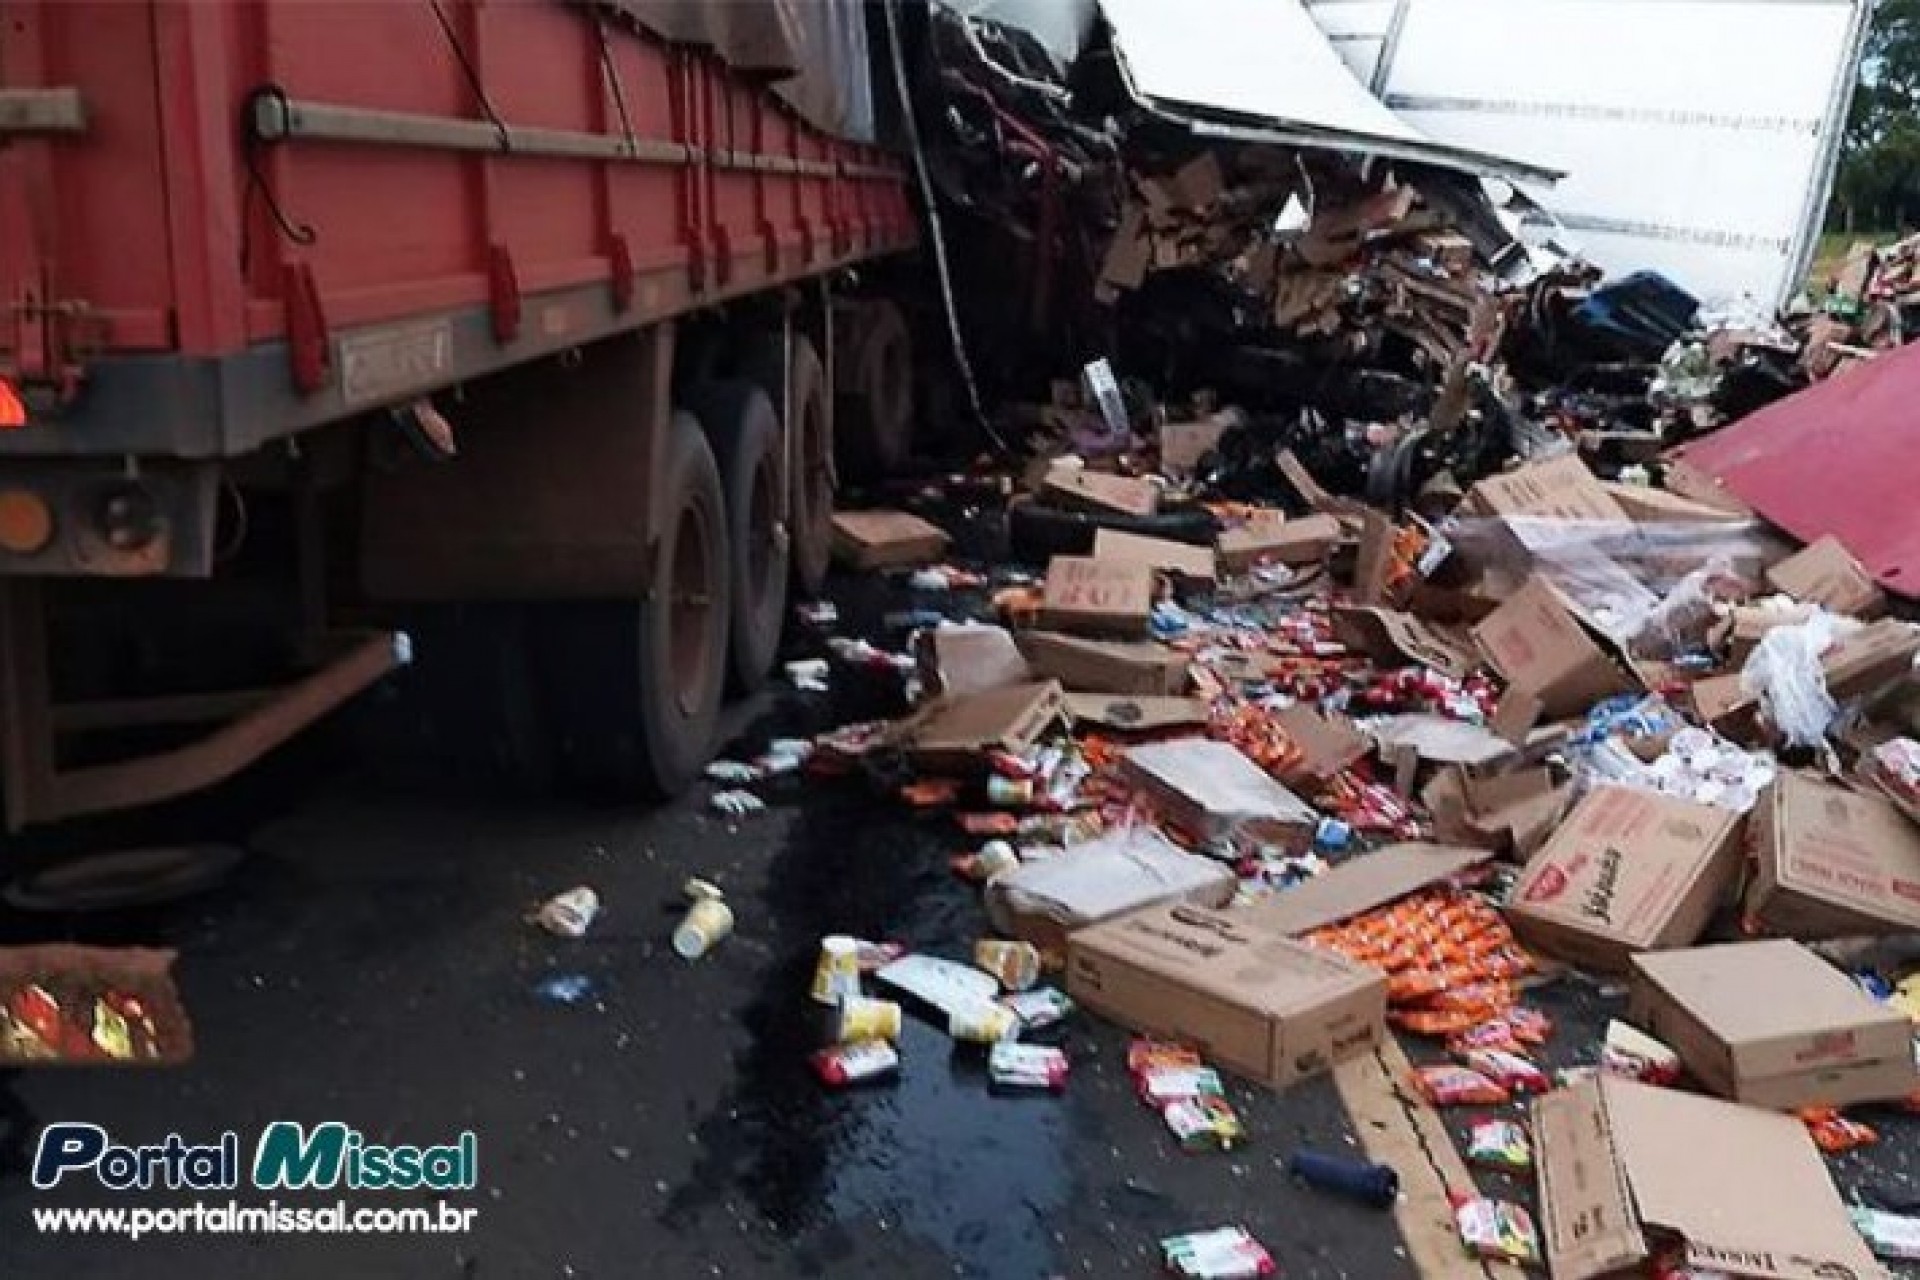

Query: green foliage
[1836,0,1920,230]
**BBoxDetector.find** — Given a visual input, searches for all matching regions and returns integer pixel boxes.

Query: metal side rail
[0,580,410,831]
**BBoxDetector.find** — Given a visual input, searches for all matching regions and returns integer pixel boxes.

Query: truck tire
[735,331,834,598]
[685,379,788,692]
[541,411,730,798]
[836,299,914,478]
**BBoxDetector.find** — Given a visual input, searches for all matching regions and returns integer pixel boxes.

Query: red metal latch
[10,265,100,408]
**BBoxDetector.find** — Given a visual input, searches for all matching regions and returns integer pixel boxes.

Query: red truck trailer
[0,0,918,858]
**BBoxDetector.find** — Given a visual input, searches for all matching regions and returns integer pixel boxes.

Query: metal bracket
[487,244,521,343]
[284,263,331,394]
[608,233,634,313]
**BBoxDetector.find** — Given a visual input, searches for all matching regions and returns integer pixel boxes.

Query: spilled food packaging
[1162,1094,1244,1152]
[530,886,600,939]
[1599,1019,1680,1086]
[1466,1119,1532,1171]
[1451,1193,1541,1267]
[948,998,1021,1044]
[988,1042,1069,1092]
[1000,987,1074,1031]
[973,939,1042,992]
[812,1040,900,1089]
[672,881,732,960]
[835,997,902,1045]
[810,936,863,1006]
[1159,1226,1275,1280]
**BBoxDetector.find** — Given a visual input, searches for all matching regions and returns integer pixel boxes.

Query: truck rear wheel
[836,299,915,478]
[738,332,834,598]
[685,379,788,692]
[542,412,730,798]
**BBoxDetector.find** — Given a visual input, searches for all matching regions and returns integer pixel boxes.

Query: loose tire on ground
[684,379,789,692]
[1006,498,1220,562]
[540,412,730,799]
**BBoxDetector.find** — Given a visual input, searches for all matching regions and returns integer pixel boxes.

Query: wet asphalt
[0,491,1917,1279]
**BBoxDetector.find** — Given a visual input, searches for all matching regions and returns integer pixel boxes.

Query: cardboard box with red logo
[1745,769,1920,938]
[1629,940,1919,1110]
[1506,786,1745,973]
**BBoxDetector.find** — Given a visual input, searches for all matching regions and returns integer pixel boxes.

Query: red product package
[1458,1048,1550,1095]
[1799,1107,1879,1154]
[1412,1064,1509,1107]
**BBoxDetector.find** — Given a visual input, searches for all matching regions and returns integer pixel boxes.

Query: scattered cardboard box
[899,680,1066,774]
[1533,1076,1881,1280]
[1424,765,1566,860]
[1067,903,1387,1091]
[985,826,1237,953]
[1362,714,1519,768]
[1768,536,1885,618]
[1266,704,1370,788]
[918,625,1030,699]
[1332,606,1478,680]
[1064,693,1209,732]
[1714,601,1816,666]
[1159,409,1241,474]
[1039,556,1155,639]
[1217,513,1342,573]
[1092,528,1218,587]
[1472,575,1639,722]
[1461,454,1629,523]
[1243,842,1488,935]
[1822,618,1920,703]
[1746,770,1920,938]
[1601,481,1752,525]
[1041,468,1160,519]
[1507,785,1745,973]
[830,510,950,570]
[1629,940,1920,1110]
[1015,631,1189,696]
[1120,738,1321,848]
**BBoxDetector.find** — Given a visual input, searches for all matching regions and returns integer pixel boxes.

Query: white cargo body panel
[1308,0,1869,309]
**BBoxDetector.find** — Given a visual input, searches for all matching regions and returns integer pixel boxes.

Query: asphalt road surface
[1,511,1917,1280]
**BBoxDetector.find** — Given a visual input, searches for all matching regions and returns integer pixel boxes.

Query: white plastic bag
[1739,610,1857,748]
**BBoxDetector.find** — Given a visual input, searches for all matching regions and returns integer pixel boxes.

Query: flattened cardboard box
[986,827,1236,954]
[1217,514,1342,573]
[1120,738,1321,848]
[830,510,950,570]
[1534,1076,1881,1280]
[1766,535,1885,618]
[1041,469,1159,519]
[1016,631,1188,696]
[1067,903,1387,1090]
[1064,693,1208,732]
[1332,606,1478,680]
[1241,843,1489,936]
[900,680,1065,774]
[1507,786,1744,974]
[1039,556,1155,639]
[1746,770,1920,938]
[1092,528,1218,586]
[1265,704,1369,787]
[1629,940,1919,1111]
[1461,454,1628,523]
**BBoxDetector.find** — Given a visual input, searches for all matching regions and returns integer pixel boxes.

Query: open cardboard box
[1472,575,1642,724]
[1067,902,1386,1090]
[1766,535,1885,618]
[1629,939,1919,1110]
[1092,527,1218,587]
[1534,1076,1882,1280]
[897,680,1066,775]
